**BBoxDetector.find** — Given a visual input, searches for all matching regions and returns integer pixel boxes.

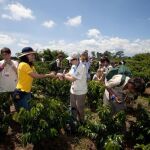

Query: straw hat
[18,47,36,58]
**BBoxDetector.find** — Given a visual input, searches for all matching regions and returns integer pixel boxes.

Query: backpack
[105,65,132,86]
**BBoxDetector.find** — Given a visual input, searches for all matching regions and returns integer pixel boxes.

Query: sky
[0,0,150,56]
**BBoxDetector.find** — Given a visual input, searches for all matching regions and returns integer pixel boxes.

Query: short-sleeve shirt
[16,62,35,92]
[69,63,87,95]
[0,60,18,92]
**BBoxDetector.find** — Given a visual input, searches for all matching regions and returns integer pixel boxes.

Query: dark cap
[19,47,36,58]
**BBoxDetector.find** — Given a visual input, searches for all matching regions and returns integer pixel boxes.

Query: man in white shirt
[57,52,87,123]
[103,75,145,114]
[0,47,18,113]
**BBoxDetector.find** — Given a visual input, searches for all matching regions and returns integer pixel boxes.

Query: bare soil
[0,126,97,150]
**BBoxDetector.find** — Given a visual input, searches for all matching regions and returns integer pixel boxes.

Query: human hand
[115,96,122,103]
[5,60,13,65]
[56,73,63,77]
[110,94,122,103]
[46,72,56,78]
[56,73,64,80]
[2,61,7,68]
[50,72,56,77]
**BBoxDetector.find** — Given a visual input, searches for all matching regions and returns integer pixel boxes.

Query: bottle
[111,95,116,101]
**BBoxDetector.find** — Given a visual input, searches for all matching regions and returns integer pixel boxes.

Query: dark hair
[19,55,33,67]
[81,52,88,62]
[57,53,64,59]
[119,60,126,65]
[128,77,145,94]
[1,47,11,54]
[100,56,110,63]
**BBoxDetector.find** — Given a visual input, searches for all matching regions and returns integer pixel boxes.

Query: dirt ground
[0,126,97,150]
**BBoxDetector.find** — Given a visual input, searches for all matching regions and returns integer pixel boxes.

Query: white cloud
[28,37,150,56]
[1,2,35,21]
[49,37,150,56]
[65,16,82,27]
[87,28,101,39]
[20,39,29,44]
[0,33,16,45]
[80,39,98,46]
[1,14,12,20]
[18,39,30,47]
[1,31,150,57]
[42,20,56,28]
[33,43,43,50]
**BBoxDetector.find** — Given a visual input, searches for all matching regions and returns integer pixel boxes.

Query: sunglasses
[71,58,77,61]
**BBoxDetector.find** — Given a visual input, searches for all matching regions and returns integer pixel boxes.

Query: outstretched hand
[56,73,64,80]
[115,96,122,103]
[46,72,56,78]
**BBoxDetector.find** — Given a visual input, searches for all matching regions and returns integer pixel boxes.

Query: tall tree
[42,49,53,61]
[115,50,124,58]
[103,50,112,59]
[91,51,96,58]
[96,52,103,60]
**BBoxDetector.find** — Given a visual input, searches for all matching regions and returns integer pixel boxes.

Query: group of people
[97,56,145,114]
[0,46,146,124]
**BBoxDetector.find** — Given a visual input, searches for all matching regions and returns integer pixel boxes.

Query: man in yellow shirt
[14,47,55,111]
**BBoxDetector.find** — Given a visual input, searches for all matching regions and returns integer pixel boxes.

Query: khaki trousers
[70,93,86,122]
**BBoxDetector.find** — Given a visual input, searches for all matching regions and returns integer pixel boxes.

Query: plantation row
[1,76,150,149]
[0,52,150,149]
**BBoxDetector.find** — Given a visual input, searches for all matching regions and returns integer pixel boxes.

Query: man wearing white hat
[57,52,87,123]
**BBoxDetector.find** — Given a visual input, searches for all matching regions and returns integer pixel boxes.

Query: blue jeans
[15,92,31,111]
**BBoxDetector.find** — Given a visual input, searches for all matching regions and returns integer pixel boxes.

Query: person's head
[19,47,36,66]
[111,61,118,68]
[66,52,80,65]
[80,50,88,62]
[97,68,104,76]
[0,47,11,61]
[57,53,64,61]
[80,53,86,62]
[124,77,145,96]
[119,60,126,65]
[84,50,88,56]
[100,56,110,67]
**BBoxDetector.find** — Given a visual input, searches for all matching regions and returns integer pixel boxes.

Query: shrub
[13,98,69,146]
[87,81,105,110]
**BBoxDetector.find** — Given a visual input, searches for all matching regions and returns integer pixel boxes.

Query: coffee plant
[13,98,69,146]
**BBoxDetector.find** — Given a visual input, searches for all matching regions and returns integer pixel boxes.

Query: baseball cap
[66,52,80,61]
